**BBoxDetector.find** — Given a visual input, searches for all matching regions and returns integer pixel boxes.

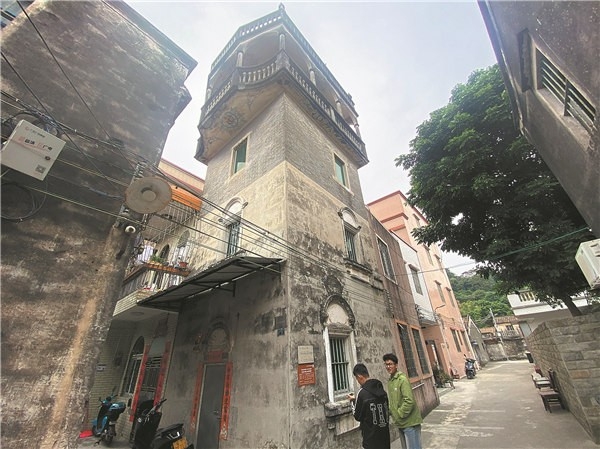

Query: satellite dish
[125,177,172,213]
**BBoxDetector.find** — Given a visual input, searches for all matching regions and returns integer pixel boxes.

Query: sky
[126,1,498,274]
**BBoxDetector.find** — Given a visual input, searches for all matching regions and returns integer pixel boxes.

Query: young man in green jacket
[383,353,423,449]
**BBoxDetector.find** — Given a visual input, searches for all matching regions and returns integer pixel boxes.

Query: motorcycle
[465,358,477,379]
[91,394,127,445]
[132,398,194,449]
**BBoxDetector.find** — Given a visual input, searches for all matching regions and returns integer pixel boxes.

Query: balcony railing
[416,305,438,326]
[120,261,191,299]
[201,50,367,165]
[208,6,354,108]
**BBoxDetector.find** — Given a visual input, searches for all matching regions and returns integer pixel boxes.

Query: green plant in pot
[149,254,166,265]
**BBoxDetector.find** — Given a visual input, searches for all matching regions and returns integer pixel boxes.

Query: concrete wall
[0,2,195,447]
[156,89,402,447]
[479,0,600,235]
[527,312,600,444]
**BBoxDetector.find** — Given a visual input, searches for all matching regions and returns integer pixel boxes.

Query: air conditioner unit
[575,239,600,289]
[0,119,65,180]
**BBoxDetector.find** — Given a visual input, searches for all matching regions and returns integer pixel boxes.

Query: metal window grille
[330,337,350,393]
[344,227,357,262]
[412,328,430,374]
[226,220,241,256]
[539,55,596,132]
[410,267,423,295]
[140,356,162,396]
[398,324,418,378]
[378,238,395,279]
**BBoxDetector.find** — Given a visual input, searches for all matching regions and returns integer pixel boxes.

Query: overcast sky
[127,1,497,274]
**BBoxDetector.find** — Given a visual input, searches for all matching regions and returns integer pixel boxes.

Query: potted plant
[149,254,166,265]
[440,371,454,388]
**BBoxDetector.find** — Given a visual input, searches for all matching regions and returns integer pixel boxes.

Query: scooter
[91,394,127,445]
[132,398,194,449]
[465,358,477,379]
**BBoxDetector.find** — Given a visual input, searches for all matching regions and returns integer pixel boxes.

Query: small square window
[232,138,247,174]
[334,155,347,187]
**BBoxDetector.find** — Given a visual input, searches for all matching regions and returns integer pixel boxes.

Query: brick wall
[527,311,600,444]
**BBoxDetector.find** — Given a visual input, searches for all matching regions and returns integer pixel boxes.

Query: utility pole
[490,308,509,360]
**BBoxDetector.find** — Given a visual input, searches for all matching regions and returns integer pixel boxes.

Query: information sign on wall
[297,363,316,386]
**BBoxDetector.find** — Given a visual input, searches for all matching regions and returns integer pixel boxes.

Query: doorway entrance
[196,364,226,449]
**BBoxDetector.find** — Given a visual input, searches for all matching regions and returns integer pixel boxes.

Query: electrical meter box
[1,119,65,180]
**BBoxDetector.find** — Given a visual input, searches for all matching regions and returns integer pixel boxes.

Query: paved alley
[408,360,596,449]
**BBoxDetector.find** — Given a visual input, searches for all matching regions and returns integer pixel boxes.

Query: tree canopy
[447,271,511,326]
[397,65,596,316]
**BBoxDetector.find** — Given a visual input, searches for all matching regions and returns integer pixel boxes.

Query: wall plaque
[298,363,316,386]
[298,345,314,364]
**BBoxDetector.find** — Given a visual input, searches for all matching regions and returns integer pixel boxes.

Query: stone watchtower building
[140,5,434,448]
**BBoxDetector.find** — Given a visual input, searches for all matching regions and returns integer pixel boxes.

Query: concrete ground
[78,360,595,449]
[393,359,597,449]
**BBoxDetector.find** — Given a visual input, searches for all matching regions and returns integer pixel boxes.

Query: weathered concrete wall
[527,312,600,444]
[0,2,195,447]
[480,0,600,235]
[484,338,527,361]
[161,90,397,447]
[85,312,178,440]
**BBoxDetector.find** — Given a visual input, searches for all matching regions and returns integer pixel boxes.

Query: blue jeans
[399,425,422,449]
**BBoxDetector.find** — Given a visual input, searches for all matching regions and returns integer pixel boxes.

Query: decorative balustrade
[279,14,353,107]
[202,51,366,161]
[211,10,283,71]
[240,55,279,85]
[204,79,232,116]
[209,7,353,109]
[288,60,332,115]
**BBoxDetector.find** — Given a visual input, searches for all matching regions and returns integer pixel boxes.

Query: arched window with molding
[322,295,357,403]
[339,208,361,263]
[222,199,244,256]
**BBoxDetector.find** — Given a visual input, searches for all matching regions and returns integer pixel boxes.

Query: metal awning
[138,255,283,312]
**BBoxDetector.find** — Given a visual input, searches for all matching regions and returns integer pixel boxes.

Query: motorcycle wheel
[105,433,113,445]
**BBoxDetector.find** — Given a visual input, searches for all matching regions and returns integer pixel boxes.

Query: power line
[0,65,125,195]
[16,1,115,144]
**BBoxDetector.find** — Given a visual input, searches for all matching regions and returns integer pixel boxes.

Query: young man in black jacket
[348,363,391,449]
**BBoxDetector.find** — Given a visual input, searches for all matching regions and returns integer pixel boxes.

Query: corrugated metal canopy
[138,256,283,312]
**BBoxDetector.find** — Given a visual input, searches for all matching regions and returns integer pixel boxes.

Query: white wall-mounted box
[0,119,65,180]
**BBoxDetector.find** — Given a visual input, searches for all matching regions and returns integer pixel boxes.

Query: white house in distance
[507,291,593,337]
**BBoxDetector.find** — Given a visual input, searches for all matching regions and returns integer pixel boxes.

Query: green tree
[447,271,511,325]
[397,65,596,316]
